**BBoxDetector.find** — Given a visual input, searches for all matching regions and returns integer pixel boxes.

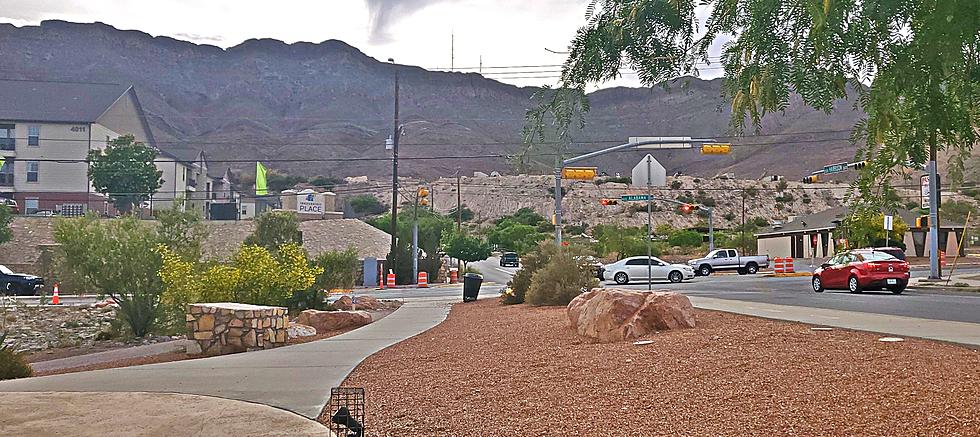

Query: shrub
[464,265,483,275]
[55,214,164,337]
[0,332,33,380]
[668,230,703,248]
[503,242,560,304]
[349,195,387,215]
[244,211,302,251]
[670,180,683,189]
[776,179,789,192]
[0,205,12,245]
[155,201,208,260]
[597,176,631,185]
[743,187,759,198]
[525,250,599,306]
[775,193,795,203]
[564,224,587,235]
[723,212,737,221]
[158,243,322,329]
[312,247,360,291]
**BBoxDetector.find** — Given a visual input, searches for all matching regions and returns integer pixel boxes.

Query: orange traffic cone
[52,283,60,305]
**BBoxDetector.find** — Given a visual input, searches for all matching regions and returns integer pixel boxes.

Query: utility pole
[741,190,746,255]
[927,138,941,279]
[455,170,462,232]
[388,59,400,278]
[412,189,419,284]
[646,155,653,291]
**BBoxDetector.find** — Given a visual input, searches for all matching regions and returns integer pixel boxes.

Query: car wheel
[699,265,712,277]
[848,276,862,294]
[668,271,683,283]
[614,272,629,285]
[737,268,747,275]
[889,284,906,295]
[746,263,758,274]
[812,276,824,293]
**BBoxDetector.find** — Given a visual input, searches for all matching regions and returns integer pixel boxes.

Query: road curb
[762,272,813,278]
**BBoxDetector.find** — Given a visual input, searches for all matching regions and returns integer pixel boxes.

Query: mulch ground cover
[330,299,980,436]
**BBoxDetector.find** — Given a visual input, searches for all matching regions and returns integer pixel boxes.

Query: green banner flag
[255,162,268,196]
[0,156,5,171]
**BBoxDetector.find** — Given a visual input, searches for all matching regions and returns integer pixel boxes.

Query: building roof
[0,79,132,123]
[203,219,391,260]
[756,206,964,238]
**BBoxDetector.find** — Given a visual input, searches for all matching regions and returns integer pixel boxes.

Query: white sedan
[601,256,696,284]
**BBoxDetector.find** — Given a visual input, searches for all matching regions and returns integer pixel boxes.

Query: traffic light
[600,198,619,206]
[417,187,429,206]
[802,175,819,184]
[850,161,867,169]
[679,203,696,214]
[700,143,732,155]
[916,215,929,228]
[561,167,598,180]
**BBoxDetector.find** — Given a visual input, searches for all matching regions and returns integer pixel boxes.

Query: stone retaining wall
[186,303,289,355]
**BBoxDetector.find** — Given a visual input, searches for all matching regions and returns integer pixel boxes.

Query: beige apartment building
[0,79,237,217]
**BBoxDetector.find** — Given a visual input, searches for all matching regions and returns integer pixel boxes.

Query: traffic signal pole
[646,155,653,291]
[554,137,716,246]
[927,160,941,279]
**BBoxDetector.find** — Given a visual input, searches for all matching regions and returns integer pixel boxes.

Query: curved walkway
[0,297,456,419]
[0,392,331,436]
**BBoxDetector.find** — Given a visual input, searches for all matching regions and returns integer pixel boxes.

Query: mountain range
[0,20,865,180]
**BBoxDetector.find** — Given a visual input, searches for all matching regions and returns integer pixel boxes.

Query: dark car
[500,252,520,267]
[812,250,910,294]
[0,264,44,296]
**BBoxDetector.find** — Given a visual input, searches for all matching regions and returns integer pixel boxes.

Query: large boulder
[286,322,317,339]
[297,310,372,332]
[567,288,696,342]
[332,295,384,311]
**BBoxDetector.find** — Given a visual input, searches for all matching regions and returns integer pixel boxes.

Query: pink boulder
[333,295,384,311]
[567,288,696,342]
[297,310,372,332]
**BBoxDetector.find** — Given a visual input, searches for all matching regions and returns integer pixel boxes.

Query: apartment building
[0,79,237,217]
[0,79,155,214]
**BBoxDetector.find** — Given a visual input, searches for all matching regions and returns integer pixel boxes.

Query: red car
[812,249,910,294]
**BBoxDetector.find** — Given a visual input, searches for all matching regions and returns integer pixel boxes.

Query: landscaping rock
[353,296,383,311]
[0,304,117,352]
[333,295,354,311]
[567,288,695,342]
[287,323,317,339]
[297,310,372,332]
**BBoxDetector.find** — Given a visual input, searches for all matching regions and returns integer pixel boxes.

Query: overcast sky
[0,0,724,89]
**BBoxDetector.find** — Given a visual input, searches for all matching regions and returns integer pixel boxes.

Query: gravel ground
[335,299,980,436]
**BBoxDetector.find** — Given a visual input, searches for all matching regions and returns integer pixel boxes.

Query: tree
[541,0,980,206]
[265,171,305,193]
[440,230,492,270]
[843,211,909,249]
[87,134,163,213]
[348,195,387,216]
[368,210,453,284]
[155,200,208,261]
[54,215,164,337]
[488,222,548,254]
[312,247,360,291]
[446,205,475,222]
[244,211,302,251]
[0,205,11,245]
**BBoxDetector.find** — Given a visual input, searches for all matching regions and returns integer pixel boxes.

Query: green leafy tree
[540,0,980,206]
[0,205,12,245]
[312,247,360,291]
[446,205,475,222]
[488,223,549,254]
[54,215,164,337]
[308,175,342,189]
[155,200,208,261]
[265,171,306,193]
[244,211,302,251]
[440,230,492,270]
[87,134,163,213]
[348,195,387,216]
[369,210,452,284]
[843,211,909,249]
[668,230,704,248]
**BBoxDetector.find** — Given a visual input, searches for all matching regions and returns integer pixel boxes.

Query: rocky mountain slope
[0,20,864,179]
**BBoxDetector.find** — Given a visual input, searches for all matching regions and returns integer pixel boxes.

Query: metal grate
[327,387,365,437]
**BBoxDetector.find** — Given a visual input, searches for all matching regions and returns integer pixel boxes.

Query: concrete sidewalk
[0,297,455,419]
[690,296,980,347]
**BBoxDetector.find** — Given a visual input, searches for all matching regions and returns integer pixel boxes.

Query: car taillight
[867,262,881,271]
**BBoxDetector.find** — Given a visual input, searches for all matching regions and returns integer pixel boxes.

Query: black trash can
[462,273,484,302]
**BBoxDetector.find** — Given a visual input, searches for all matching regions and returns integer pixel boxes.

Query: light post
[387,58,400,279]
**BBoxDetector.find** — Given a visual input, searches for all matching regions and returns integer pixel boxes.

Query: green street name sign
[620,194,652,201]
[823,162,848,174]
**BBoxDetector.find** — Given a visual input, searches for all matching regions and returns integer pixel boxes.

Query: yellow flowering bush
[158,243,322,328]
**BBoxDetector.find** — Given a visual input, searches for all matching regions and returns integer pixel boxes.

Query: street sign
[621,194,652,202]
[884,215,893,231]
[628,137,694,149]
[823,162,848,174]
[920,175,930,209]
[631,154,666,187]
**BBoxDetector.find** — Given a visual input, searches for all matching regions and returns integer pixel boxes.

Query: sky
[0,0,725,89]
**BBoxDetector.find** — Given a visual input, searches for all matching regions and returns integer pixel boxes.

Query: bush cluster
[0,332,33,381]
[526,250,599,306]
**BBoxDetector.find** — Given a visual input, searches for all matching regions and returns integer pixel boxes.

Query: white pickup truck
[688,249,770,276]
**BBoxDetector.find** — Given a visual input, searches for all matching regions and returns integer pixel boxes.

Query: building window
[28,126,40,146]
[26,161,39,183]
[25,198,39,215]
[0,124,13,151]
[0,158,13,186]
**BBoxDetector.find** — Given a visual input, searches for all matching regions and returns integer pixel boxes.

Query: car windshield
[0,265,12,275]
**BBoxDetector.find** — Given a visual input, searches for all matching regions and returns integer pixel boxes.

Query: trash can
[462,273,484,302]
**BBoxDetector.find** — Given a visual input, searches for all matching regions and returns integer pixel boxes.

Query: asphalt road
[463,258,980,325]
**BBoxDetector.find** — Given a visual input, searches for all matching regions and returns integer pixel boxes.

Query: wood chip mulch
[332,299,980,436]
